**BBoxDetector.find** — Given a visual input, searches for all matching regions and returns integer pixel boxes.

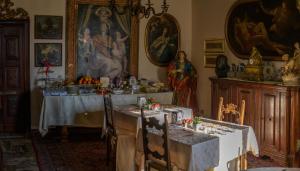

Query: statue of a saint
[167,51,199,114]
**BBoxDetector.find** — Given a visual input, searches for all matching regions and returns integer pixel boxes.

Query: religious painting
[226,0,300,60]
[35,15,63,39]
[145,13,180,66]
[35,43,62,67]
[66,0,139,81]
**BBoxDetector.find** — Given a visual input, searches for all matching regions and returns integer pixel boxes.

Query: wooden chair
[217,97,246,171]
[104,94,136,171]
[103,94,117,170]
[141,108,172,171]
[217,97,245,125]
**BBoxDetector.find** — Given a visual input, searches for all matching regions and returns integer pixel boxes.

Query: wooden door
[235,87,256,126]
[0,20,30,133]
[260,88,288,165]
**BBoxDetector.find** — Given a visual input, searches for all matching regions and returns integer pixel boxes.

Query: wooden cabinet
[210,77,300,167]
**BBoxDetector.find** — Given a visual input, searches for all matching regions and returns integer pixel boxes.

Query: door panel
[0,68,3,90]
[5,67,20,89]
[262,93,276,147]
[236,87,256,126]
[0,21,29,133]
[260,89,288,159]
[6,37,19,60]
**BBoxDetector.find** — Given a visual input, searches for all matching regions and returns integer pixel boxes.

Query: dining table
[38,91,173,136]
[113,105,259,171]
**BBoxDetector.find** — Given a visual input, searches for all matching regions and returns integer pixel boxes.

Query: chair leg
[241,153,247,170]
[106,134,110,166]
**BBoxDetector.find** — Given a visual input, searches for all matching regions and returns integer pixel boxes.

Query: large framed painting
[226,0,300,60]
[66,0,139,81]
[35,15,63,39]
[35,43,62,67]
[145,13,180,66]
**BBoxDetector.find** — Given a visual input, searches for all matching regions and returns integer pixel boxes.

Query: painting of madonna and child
[76,5,131,80]
[226,0,300,60]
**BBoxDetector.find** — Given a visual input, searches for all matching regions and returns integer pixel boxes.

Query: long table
[39,92,173,136]
[114,105,259,171]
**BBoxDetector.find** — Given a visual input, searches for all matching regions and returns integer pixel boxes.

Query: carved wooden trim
[0,0,29,20]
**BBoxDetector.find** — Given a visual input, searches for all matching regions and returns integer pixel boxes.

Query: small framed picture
[35,15,63,39]
[204,53,224,68]
[204,39,224,53]
[35,43,62,67]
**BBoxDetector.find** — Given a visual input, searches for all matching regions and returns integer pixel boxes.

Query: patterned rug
[32,131,110,171]
[0,138,39,171]
[31,130,281,171]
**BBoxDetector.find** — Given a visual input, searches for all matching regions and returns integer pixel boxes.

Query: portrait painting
[35,43,62,67]
[35,15,63,39]
[66,0,139,81]
[226,0,300,60]
[145,13,180,66]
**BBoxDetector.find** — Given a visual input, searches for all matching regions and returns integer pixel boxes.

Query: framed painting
[204,53,223,68]
[145,13,180,66]
[225,0,300,60]
[35,43,62,67]
[204,39,224,53]
[35,15,63,39]
[66,0,139,81]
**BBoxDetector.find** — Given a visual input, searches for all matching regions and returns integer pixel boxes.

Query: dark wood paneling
[5,67,20,89]
[0,20,30,133]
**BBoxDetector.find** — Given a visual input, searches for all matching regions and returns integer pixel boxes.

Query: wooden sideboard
[210,77,300,167]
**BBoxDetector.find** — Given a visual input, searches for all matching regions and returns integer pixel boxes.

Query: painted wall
[10,0,192,128]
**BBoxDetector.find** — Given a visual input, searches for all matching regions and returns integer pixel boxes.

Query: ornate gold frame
[66,0,139,81]
[0,0,29,20]
[144,13,180,67]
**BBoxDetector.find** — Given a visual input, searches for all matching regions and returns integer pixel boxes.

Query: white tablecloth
[39,92,173,136]
[113,106,259,171]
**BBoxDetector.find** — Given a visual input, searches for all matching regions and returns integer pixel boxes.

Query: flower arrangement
[193,116,201,125]
[182,118,193,125]
[144,97,160,110]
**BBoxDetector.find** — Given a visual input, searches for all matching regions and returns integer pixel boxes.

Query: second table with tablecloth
[114,105,259,171]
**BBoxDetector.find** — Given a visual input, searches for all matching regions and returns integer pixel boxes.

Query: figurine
[281,42,300,84]
[215,54,230,78]
[167,51,199,114]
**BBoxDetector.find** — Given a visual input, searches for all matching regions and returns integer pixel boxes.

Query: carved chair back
[217,97,245,125]
[141,108,171,171]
